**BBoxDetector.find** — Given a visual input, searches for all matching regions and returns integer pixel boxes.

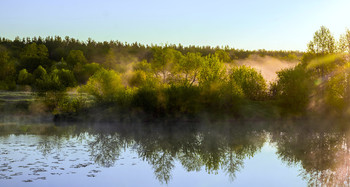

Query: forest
[0,26,350,121]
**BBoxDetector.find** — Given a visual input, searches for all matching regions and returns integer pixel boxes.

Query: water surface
[0,120,348,186]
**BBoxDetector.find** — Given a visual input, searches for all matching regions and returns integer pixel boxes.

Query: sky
[0,0,350,51]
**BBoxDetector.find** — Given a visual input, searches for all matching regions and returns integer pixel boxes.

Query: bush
[18,69,34,85]
[229,66,267,100]
[129,70,147,87]
[165,84,201,115]
[81,68,125,103]
[276,64,312,114]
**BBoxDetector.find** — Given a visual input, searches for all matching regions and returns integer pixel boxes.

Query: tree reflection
[270,120,350,186]
[0,121,279,184]
[88,133,125,167]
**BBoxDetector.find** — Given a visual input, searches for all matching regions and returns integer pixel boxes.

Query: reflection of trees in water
[36,125,86,157]
[10,120,350,185]
[89,133,126,167]
[15,122,267,184]
[131,123,267,184]
[37,136,63,156]
[270,122,350,186]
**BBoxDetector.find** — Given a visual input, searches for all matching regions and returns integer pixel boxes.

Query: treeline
[1,26,350,119]
[0,35,302,91]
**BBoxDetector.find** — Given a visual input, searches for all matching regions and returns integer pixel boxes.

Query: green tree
[33,65,47,79]
[19,43,50,72]
[17,69,34,85]
[54,69,77,88]
[338,29,350,54]
[104,48,118,69]
[175,52,204,86]
[229,66,267,100]
[307,26,335,55]
[151,47,183,83]
[133,60,152,72]
[214,50,231,63]
[67,50,87,68]
[276,64,313,114]
[81,69,125,103]
[129,70,147,87]
[75,62,101,84]
[0,47,16,90]
[198,54,226,87]
[34,68,76,92]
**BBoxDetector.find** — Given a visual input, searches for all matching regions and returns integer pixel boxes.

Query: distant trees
[0,47,16,89]
[67,50,87,67]
[17,69,33,85]
[19,43,51,72]
[4,29,350,118]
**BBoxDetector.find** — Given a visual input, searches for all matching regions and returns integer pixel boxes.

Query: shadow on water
[1,119,350,185]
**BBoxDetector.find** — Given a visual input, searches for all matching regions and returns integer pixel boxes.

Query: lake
[1,119,349,186]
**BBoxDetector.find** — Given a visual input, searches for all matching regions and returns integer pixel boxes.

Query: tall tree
[151,47,183,83]
[307,26,335,55]
[338,29,350,54]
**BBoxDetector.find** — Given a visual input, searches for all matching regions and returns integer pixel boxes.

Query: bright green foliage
[276,64,312,114]
[229,66,267,100]
[282,53,299,61]
[307,26,335,55]
[152,47,183,83]
[55,95,87,114]
[174,52,204,86]
[33,65,47,79]
[129,70,147,87]
[5,31,350,118]
[215,50,232,63]
[198,55,226,87]
[18,69,34,85]
[81,69,125,103]
[324,63,350,113]
[338,29,350,54]
[133,60,152,72]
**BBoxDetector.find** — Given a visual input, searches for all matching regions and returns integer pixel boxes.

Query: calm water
[0,120,349,187]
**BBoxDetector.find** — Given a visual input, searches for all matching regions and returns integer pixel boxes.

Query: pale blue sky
[1,0,349,51]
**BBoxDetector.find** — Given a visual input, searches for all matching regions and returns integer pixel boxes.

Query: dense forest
[0,26,350,120]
